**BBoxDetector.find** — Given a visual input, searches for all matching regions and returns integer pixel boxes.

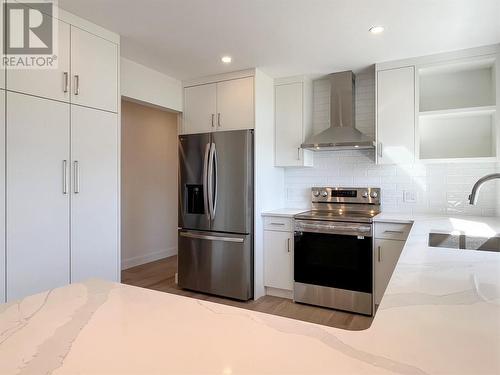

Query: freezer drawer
[178,230,253,300]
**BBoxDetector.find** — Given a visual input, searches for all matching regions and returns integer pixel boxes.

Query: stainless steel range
[293,187,381,315]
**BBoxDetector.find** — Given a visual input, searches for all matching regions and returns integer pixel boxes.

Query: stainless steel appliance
[178,130,253,300]
[301,71,374,151]
[294,187,381,315]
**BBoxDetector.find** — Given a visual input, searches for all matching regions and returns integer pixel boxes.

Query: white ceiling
[59,0,500,81]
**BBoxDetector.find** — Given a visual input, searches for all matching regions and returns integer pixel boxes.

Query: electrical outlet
[403,190,417,203]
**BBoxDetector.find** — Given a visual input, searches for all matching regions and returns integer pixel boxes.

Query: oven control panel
[311,187,381,204]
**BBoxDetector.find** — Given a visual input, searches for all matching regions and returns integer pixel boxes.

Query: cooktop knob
[321,191,328,197]
[313,190,320,197]
[370,191,378,198]
[362,191,369,198]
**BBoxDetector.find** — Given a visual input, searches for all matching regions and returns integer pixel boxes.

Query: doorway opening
[121,99,179,271]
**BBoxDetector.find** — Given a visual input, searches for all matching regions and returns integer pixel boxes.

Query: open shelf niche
[417,57,497,161]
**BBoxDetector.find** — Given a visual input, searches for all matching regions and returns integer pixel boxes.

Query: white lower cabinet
[6,92,71,300]
[5,92,119,301]
[374,222,412,305]
[70,106,119,282]
[264,223,294,292]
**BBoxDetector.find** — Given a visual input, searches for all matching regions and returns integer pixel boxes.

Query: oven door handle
[295,221,372,236]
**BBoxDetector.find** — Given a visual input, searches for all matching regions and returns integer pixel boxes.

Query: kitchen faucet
[468,173,500,205]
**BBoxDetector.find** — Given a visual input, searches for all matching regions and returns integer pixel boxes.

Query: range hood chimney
[301,71,374,151]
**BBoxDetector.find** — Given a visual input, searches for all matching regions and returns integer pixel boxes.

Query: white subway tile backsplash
[284,70,499,216]
[285,150,498,215]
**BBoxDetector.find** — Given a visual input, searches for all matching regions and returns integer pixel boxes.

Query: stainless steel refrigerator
[178,129,253,300]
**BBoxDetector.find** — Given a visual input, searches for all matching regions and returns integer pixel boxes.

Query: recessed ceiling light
[221,56,232,64]
[369,26,384,34]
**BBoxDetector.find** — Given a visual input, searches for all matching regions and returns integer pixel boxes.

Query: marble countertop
[1,214,500,374]
[261,208,306,217]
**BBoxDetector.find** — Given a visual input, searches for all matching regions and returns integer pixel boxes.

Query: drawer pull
[270,222,285,226]
[384,230,404,234]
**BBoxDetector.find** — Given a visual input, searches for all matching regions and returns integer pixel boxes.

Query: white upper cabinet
[376,45,499,164]
[7,19,71,102]
[183,83,217,134]
[70,106,119,283]
[216,77,254,131]
[275,79,313,167]
[182,75,255,134]
[71,27,118,113]
[376,66,415,165]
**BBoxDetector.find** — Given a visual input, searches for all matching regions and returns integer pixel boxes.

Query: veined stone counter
[0,214,499,374]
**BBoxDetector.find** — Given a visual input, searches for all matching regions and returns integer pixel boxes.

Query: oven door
[294,220,373,312]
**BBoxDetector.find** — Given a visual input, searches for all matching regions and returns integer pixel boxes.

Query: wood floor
[122,256,373,330]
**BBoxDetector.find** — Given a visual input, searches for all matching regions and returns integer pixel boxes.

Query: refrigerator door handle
[212,143,218,219]
[202,143,210,219]
[180,231,244,243]
[208,142,216,219]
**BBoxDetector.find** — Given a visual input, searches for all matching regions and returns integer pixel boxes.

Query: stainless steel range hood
[301,71,374,151]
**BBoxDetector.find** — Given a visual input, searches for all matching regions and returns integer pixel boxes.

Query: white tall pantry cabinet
[7,93,71,300]
[70,106,119,283]
[1,10,120,302]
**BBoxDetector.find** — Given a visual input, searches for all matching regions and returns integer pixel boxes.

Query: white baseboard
[121,247,177,270]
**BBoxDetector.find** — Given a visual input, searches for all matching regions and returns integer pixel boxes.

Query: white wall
[254,69,285,299]
[121,100,179,270]
[121,57,183,112]
[284,69,499,216]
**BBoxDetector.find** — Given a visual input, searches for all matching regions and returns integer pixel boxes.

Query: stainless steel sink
[429,233,500,252]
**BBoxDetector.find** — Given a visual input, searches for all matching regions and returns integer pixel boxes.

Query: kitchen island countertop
[1,214,499,374]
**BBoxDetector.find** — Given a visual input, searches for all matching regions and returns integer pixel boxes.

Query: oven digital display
[331,190,357,198]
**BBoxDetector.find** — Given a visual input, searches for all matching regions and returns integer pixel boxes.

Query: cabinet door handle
[378,245,382,262]
[217,113,221,128]
[297,147,300,160]
[211,114,215,128]
[74,161,80,194]
[62,160,68,195]
[287,238,291,253]
[378,142,383,158]
[74,75,80,95]
[63,72,69,93]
